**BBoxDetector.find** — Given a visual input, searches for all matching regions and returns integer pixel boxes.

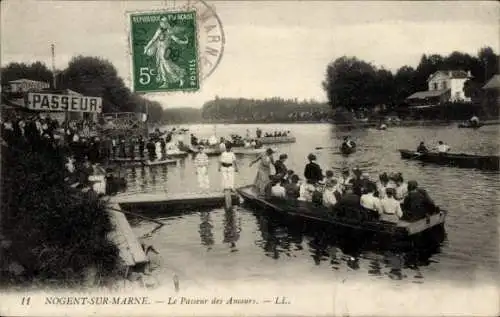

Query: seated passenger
[393,173,408,202]
[323,179,339,208]
[360,172,375,195]
[298,180,316,202]
[416,141,428,153]
[324,170,335,183]
[274,154,288,179]
[284,170,295,183]
[360,182,383,218]
[351,168,364,196]
[436,141,450,153]
[264,175,279,198]
[332,186,361,219]
[304,153,323,184]
[401,181,437,221]
[285,174,301,199]
[376,172,389,199]
[380,188,403,221]
[337,168,352,194]
[271,180,286,199]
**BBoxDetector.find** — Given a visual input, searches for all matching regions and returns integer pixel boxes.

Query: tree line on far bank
[322,46,499,112]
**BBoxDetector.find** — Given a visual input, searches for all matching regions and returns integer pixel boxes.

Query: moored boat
[166,149,189,159]
[398,149,500,171]
[195,146,266,156]
[257,135,296,144]
[458,122,484,129]
[109,157,177,167]
[340,142,356,155]
[236,185,446,242]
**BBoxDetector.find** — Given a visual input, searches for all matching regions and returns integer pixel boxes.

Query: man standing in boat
[219,143,239,209]
[194,146,210,192]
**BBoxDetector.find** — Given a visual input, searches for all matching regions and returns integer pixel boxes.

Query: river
[122,123,498,294]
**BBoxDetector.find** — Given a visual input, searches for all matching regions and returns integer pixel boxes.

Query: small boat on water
[109,157,177,167]
[236,185,446,242]
[166,149,189,159]
[458,122,484,129]
[257,136,296,145]
[340,142,356,155]
[398,149,500,171]
[194,146,266,156]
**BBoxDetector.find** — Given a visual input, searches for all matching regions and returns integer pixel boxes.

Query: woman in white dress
[143,16,189,88]
[219,144,239,209]
[249,148,275,196]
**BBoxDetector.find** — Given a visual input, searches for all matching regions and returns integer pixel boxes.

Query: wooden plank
[396,212,445,234]
[111,191,228,204]
[106,205,148,266]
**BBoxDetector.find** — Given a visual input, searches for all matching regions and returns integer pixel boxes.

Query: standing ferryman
[194,145,210,192]
[219,143,239,209]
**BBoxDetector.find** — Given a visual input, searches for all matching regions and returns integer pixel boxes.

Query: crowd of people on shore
[248,150,437,222]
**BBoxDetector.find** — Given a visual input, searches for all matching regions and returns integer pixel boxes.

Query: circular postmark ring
[181,0,225,81]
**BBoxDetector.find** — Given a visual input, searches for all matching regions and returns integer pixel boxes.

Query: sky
[1,0,498,108]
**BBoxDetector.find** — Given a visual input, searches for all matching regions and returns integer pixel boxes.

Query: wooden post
[224,189,232,211]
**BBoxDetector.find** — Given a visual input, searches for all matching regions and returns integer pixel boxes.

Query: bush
[1,140,119,283]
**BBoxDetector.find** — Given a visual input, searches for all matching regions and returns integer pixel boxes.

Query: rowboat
[166,149,189,159]
[399,149,500,171]
[257,136,296,144]
[194,147,266,156]
[458,122,484,129]
[236,185,446,243]
[340,142,356,155]
[109,157,177,167]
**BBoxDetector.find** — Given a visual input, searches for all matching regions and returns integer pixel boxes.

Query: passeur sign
[27,93,103,113]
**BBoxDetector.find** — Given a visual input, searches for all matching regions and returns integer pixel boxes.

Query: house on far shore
[406,70,473,105]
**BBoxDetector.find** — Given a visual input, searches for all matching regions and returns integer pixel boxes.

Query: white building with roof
[407,70,473,104]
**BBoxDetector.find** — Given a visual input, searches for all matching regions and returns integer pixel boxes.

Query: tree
[62,56,137,113]
[1,62,54,86]
[323,56,396,111]
[393,65,416,103]
[478,46,499,83]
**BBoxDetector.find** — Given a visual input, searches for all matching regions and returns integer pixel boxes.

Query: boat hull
[257,136,296,144]
[399,149,500,171]
[340,144,356,155]
[458,123,484,129]
[236,185,446,242]
[109,158,177,167]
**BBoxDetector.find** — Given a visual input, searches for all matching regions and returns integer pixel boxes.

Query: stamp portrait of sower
[130,11,199,93]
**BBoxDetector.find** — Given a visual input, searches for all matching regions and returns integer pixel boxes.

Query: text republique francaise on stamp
[128,0,225,93]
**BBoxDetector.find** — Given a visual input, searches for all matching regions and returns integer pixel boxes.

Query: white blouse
[220,151,236,165]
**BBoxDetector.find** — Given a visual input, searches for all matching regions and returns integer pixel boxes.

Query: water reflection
[126,123,498,284]
[222,209,240,252]
[252,209,443,281]
[198,211,214,250]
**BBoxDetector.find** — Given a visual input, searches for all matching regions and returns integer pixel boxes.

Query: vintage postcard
[0,0,499,316]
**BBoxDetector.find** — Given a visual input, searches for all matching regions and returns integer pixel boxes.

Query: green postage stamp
[129,11,199,93]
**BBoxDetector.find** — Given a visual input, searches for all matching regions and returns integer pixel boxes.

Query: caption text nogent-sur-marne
[43,296,290,305]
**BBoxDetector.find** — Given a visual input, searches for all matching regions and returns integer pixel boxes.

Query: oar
[108,206,166,226]
[410,152,423,159]
[315,146,337,150]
